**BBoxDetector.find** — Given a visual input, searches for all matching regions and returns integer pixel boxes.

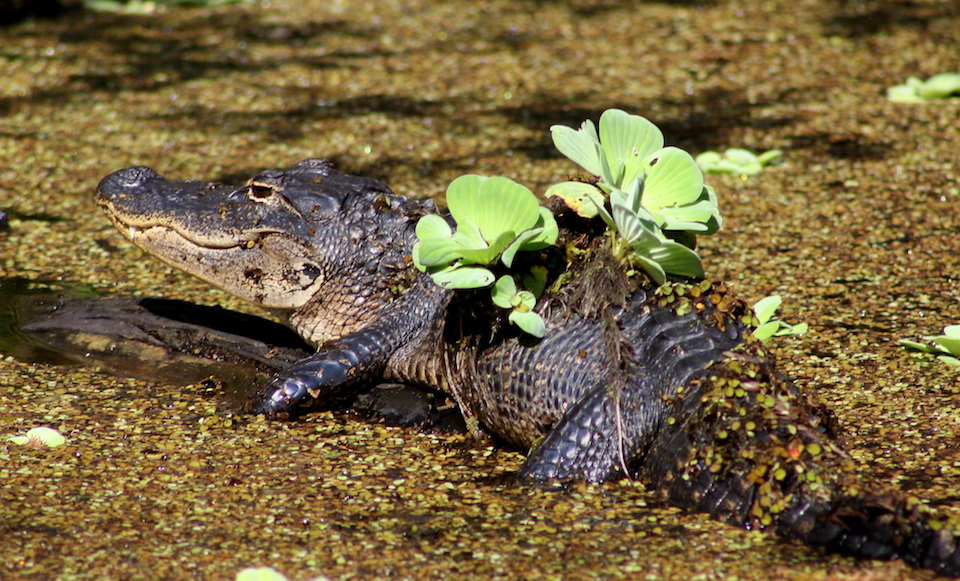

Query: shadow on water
[824,0,958,39]
[0,277,100,367]
[0,276,309,402]
[496,86,804,163]
[0,3,819,182]
[0,10,383,118]
[0,277,465,428]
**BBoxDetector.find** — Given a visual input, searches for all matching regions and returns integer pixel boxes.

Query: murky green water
[1,0,958,578]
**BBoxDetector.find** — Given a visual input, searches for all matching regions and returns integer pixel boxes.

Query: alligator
[96,158,960,575]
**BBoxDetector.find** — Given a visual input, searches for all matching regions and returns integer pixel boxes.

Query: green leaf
[756,149,783,166]
[901,325,960,360]
[415,214,452,240]
[694,151,723,169]
[887,85,926,104]
[545,181,604,219]
[937,355,960,366]
[551,121,602,176]
[414,238,463,268]
[918,73,960,100]
[429,266,495,289]
[641,147,705,211]
[8,427,66,448]
[778,322,808,336]
[696,149,780,175]
[753,295,783,325]
[753,321,780,341]
[450,216,487,249]
[612,203,659,247]
[513,290,537,312]
[236,567,290,581]
[508,310,546,338]
[413,215,457,270]
[620,157,647,196]
[457,230,515,265]
[653,186,721,233]
[446,175,540,246]
[598,109,664,186]
[500,207,559,268]
[899,339,939,354]
[491,275,518,308]
[656,214,710,233]
[943,325,960,339]
[723,148,760,167]
[633,255,666,285]
[700,185,723,234]
[887,77,927,103]
[930,336,960,356]
[647,240,704,279]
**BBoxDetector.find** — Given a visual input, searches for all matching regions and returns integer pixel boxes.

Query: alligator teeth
[128,226,139,239]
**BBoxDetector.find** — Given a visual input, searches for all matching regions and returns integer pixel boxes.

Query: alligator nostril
[116,166,162,186]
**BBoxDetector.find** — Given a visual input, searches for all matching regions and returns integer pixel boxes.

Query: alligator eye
[248,185,274,200]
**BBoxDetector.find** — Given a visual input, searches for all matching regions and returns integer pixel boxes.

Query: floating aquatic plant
[236,568,289,581]
[413,175,557,337]
[696,148,783,176]
[490,269,548,338]
[85,0,251,14]
[8,427,66,449]
[546,109,721,283]
[235,567,329,581]
[899,325,960,366]
[415,109,726,335]
[887,73,960,104]
[752,295,808,341]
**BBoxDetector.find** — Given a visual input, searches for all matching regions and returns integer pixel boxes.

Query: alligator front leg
[250,286,444,417]
[250,323,395,416]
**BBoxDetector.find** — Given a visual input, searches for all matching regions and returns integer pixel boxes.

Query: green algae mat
[2,0,959,578]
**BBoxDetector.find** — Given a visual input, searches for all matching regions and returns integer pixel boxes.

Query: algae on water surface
[1,0,958,578]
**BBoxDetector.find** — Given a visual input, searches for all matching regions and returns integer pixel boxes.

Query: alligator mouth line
[105,212,277,251]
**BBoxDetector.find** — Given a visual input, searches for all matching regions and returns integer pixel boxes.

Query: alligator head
[97,158,428,344]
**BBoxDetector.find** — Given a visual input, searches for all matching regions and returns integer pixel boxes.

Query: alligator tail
[641,336,960,576]
[650,447,960,575]
[776,490,960,575]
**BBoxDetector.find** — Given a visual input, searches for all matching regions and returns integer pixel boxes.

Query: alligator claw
[249,358,352,417]
[249,377,306,417]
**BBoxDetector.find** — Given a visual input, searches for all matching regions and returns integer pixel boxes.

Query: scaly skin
[97,159,960,575]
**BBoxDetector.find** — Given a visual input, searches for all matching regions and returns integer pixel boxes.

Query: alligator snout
[96,166,163,202]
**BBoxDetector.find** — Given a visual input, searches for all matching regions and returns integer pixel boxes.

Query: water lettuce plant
[7,427,66,449]
[752,295,808,341]
[491,272,547,338]
[85,0,250,13]
[899,325,960,366]
[696,148,782,176]
[887,73,960,104]
[413,175,557,337]
[414,109,725,336]
[235,567,328,581]
[546,109,721,283]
